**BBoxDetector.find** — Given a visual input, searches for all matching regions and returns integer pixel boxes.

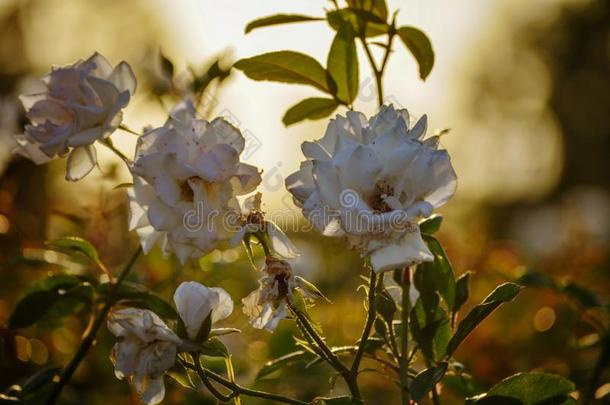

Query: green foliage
[419,215,443,235]
[517,269,604,308]
[410,362,448,403]
[375,288,396,325]
[234,51,337,94]
[326,9,388,38]
[327,22,359,105]
[418,236,456,309]
[245,14,323,34]
[410,293,451,361]
[200,338,229,358]
[256,350,310,380]
[453,271,472,313]
[283,98,340,126]
[8,274,93,329]
[446,283,522,356]
[397,26,435,80]
[467,372,575,404]
[47,236,107,274]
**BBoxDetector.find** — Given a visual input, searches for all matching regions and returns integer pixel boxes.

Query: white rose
[173,281,234,340]
[108,308,182,405]
[128,101,262,263]
[285,105,457,273]
[14,52,136,181]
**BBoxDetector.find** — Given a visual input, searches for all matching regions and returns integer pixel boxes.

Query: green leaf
[199,338,229,358]
[346,0,388,21]
[410,293,451,361]
[410,362,448,403]
[561,282,602,308]
[453,271,472,313]
[397,26,435,80]
[468,372,575,404]
[447,283,522,356]
[420,215,443,235]
[283,98,340,126]
[245,14,323,34]
[295,276,331,303]
[47,236,107,274]
[327,9,388,37]
[256,350,310,380]
[234,51,336,93]
[8,275,92,329]
[419,236,456,309]
[327,22,359,104]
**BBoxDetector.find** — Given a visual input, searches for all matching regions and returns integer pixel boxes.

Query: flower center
[179,176,202,202]
[369,180,395,213]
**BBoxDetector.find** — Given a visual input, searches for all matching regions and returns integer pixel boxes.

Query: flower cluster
[108,281,232,404]
[285,105,457,273]
[14,52,136,181]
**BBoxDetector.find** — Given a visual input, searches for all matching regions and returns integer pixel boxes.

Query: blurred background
[0,0,608,403]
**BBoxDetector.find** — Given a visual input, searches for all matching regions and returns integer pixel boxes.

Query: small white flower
[14,52,136,181]
[173,281,233,340]
[242,257,321,331]
[128,101,262,263]
[230,192,299,259]
[285,105,457,273]
[108,308,182,405]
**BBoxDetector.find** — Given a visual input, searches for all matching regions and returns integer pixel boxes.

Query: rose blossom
[128,101,262,263]
[14,52,136,181]
[285,104,457,273]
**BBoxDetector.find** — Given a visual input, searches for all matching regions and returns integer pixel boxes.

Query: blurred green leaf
[283,98,340,126]
[47,236,107,274]
[8,275,93,329]
[420,215,443,235]
[234,51,337,93]
[327,9,388,37]
[327,22,359,104]
[397,26,435,80]
[447,283,522,356]
[561,282,603,308]
[245,14,323,34]
[453,271,472,313]
[419,236,456,309]
[410,362,448,403]
[256,350,310,380]
[467,372,575,404]
[200,338,229,358]
[20,367,62,396]
[346,0,388,21]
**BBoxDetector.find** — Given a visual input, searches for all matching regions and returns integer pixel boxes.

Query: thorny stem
[45,247,143,405]
[289,303,363,403]
[400,267,412,405]
[188,358,308,405]
[350,268,377,375]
